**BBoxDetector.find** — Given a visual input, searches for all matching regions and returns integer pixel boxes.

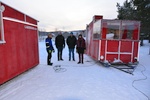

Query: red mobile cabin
[86,15,140,67]
[0,2,39,84]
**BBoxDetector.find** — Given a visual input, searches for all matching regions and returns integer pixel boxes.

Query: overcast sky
[1,0,125,32]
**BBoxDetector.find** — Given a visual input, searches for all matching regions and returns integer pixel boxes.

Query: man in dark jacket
[66,32,77,61]
[55,32,65,61]
[45,34,55,65]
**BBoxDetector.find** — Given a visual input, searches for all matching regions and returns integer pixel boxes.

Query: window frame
[0,5,5,44]
[121,21,138,40]
[93,20,101,40]
[105,20,121,40]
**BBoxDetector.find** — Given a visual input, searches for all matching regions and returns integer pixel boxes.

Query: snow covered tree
[116,0,137,20]
[133,0,150,42]
[117,0,150,42]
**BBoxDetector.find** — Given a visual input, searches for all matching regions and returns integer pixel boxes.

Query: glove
[53,50,55,53]
[84,50,86,54]
[48,50,52,53]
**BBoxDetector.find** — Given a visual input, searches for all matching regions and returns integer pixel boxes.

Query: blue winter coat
[45,37,54,51]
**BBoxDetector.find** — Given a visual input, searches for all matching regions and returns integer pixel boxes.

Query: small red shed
[0,2,39,84]
[86,15,140,66]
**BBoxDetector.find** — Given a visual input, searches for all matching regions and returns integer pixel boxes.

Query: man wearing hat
[66,32,77,61]
[45,33,55,65]
[55,32,65,61]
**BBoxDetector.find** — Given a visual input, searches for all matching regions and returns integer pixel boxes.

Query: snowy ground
[0,40,150,100]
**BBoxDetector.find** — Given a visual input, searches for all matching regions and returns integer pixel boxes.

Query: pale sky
[1,0,125,32]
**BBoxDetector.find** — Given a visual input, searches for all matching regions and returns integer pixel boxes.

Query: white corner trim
[0,40,6,44]
[3,17,38,27]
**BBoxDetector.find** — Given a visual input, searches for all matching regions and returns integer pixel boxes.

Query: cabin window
[106,21,120,39]
[121,21,134,39]
[93,20,101,39]
[0,5,5,44]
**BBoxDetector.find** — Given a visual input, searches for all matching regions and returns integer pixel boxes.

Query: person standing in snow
[45,33,55,66]
[55,32,65,61]
[76,34,86,64]
[66,32,77,61]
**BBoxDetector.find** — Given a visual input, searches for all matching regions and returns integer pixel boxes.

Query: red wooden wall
[0,2,39,84]
[86,15,140,64]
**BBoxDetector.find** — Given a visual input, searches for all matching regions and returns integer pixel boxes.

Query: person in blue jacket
[45,33,55,65]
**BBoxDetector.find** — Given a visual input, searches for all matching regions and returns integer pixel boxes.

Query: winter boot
[48,63,53,66]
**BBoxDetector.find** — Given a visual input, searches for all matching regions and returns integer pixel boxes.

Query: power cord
[53,65,67,73]
[132,64,150,100]
[52,60,98,73]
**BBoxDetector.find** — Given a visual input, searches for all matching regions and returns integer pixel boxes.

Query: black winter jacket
[55,34,65,48]
[66,35,77,49]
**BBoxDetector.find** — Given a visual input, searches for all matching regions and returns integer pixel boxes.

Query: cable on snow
[132,64,150,100]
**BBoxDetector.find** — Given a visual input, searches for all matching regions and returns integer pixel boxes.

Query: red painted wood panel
[120,54,131,63]
[106,54,118,62]
[120,41,132,52]
[2,3,24,21]
[0,2,39,84]
[107,40,119,52]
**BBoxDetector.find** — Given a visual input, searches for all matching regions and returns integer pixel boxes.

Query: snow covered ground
[0,40,150,100]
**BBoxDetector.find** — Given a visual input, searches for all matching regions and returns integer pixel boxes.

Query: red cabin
[86,15,140,66]
[0,2,39,84]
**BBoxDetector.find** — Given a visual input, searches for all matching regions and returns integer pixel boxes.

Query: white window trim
[0,5,6,44]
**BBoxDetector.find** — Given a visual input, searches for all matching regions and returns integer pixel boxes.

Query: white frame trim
[0,5,5,44]
[131,41,134,62]
[3,17,38,27]
[106,52,132,55]
[105,40,108,61]
[98,40,101,60]
[105,40,135,62]
[137,42,140,61]
[118,41,121,60]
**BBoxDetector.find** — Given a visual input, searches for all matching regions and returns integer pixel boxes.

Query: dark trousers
[78,53,84,63]
[57,47,63,60]
[47,51,52,65]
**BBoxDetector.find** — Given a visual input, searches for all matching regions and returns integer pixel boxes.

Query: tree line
[116,0,150,42]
